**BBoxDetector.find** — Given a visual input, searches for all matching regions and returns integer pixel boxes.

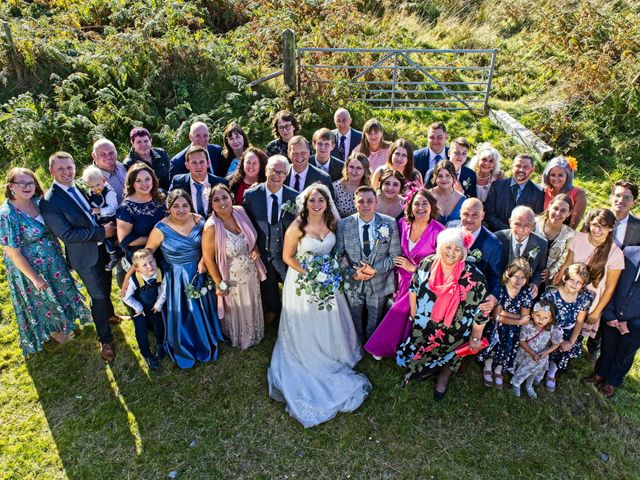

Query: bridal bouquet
[295,253,349,311]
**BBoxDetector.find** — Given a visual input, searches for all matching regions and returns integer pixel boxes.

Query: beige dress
[534,219,575,278]
[223,229,264,349]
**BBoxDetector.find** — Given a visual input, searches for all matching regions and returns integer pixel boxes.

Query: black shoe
[145,356,160,370]
[105,254,119,272]
[433,387,448,401]
[156,345,165,360]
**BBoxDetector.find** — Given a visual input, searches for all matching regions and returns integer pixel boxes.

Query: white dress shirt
[357,215,376,252]
[265,186,284,223]
[189,176,211,216]
[122,269,167,315]
[428,148,447,170]
[613,214,629,248]
[289,165,310,191]
[511,234,530,258]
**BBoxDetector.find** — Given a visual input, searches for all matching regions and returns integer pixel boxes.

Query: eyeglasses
[268,170,288,177]
[612,193,634,202]
[590,223,611,231]
[10,181,36,188]
[277,123,293,132]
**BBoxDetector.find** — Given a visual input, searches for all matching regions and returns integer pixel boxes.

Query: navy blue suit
[484,178,545,232]
[596,246,640,386]
[285,164,333,194]
[495,229,548,288]
[168,173,228,192]
[331,128,362,161]
[622,214,640,248]
[413,146,449,178]
[40,183,115,344]
[425,165,477,198]
[470,226,503,299]
[169,144,224,180]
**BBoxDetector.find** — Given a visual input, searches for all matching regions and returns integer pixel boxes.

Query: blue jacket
[602,246,640,325]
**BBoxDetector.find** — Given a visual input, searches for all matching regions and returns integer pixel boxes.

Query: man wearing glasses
[243,155,298,325]
[610,180,640,249]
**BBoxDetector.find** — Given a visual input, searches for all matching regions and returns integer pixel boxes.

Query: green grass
[2,306,640,479]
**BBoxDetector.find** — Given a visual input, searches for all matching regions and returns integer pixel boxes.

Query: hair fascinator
[463,233,474,250]
[532,302,551,313]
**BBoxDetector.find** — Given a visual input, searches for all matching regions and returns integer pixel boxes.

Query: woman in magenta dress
[364,188,445,358]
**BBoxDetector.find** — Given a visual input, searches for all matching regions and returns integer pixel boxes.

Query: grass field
[2,299,639,479]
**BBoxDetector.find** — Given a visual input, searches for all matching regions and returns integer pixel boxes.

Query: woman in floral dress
[0,168,90,355]
[397,228,488,400]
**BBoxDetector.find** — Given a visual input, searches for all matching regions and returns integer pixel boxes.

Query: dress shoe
[156,345,165,360]
[108,315,124,325]
[433,387,448,401]
[601,384,616,398]
[145,356,160,371]
[583,373,605,386]
[264,312,278,325]
[100,343,116,363]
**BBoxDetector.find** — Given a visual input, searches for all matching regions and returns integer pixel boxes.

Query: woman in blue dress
[428,160,466,225]
[146,189,223,368]
[0,168,90,354]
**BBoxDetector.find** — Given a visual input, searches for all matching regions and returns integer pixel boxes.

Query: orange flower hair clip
[565,156,578,172]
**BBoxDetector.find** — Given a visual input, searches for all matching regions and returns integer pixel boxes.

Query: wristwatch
[218,281,228,292]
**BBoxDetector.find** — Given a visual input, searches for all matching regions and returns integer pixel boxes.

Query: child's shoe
[512,384,521,397]
[525,386,538,399]
[145,356,160,371]
[105,252,119,271]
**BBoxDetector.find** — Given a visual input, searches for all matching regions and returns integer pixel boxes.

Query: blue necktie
[339,136,346,161]
[194,183,206,217]
[293,174,301,192]
[362,224,371,256]
[270,194,279,225]
[67,186,95,224]
[511,183,521,202]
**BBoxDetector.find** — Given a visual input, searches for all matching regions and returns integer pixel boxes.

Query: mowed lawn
[1,288,640,480]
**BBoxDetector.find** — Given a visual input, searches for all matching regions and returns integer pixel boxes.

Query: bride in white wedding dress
[267,183,371,428]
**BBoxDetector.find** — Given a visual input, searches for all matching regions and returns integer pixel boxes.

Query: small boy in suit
[122,248,167,370]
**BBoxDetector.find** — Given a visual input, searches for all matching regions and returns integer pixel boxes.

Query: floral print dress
[0,199,90,355]
[511,322,563,385]
[396,255,488,379]
[542,287,594,370]
[477,286,533,370]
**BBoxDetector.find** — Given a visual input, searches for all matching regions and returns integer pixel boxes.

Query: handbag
[455,337,489,357]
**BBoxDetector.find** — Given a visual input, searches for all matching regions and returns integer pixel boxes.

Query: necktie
[67,186,95,224]
[434,154,442,162]
[515,242,523,258]
[339,136,346,161]
[194,182,206,217]
[294,173,301,192]
[270,194,279,225]
[146,278,157,286]
[362,224,371,256]
[511,183,521,202]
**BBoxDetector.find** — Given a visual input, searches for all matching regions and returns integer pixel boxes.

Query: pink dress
[568,232,624,338]
[364,218,445,357]
[353,144,391,172]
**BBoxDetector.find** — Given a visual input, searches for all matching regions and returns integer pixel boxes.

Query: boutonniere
[468,249,482,263]
[527,246,541,261]
[462,177,471,190]
[281,200,297,216]
[375,223,390,242]
[75,180,90,197]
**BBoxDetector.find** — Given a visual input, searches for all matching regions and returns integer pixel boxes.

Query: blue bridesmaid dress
[157,218,223,368]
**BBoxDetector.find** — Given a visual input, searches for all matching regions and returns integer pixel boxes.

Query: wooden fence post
[2,21,24,83]
[282,29,296,93]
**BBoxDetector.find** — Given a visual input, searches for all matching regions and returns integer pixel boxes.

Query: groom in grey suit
[335,186,401,341]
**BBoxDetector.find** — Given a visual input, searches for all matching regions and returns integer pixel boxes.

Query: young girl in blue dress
[541,263,594,392]
[479,258,533,389]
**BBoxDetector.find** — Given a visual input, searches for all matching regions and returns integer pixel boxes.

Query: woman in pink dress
[364,188,445,358]
[352,118,391,172]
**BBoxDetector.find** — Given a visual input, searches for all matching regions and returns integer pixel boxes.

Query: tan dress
[222,229,264,349]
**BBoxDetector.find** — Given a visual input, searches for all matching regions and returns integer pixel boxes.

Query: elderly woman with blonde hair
[396,228,489,400]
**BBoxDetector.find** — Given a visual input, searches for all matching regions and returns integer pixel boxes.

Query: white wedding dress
[267,233,371,428]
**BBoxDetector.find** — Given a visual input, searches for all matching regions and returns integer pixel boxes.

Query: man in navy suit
[414,121,450,178]
[331,108,362,161]
[494,206,548,298]
[40,152,118,362]
[458,198,503,315]
[610,180,640,249]
[168,145,228,218]
[310,128,345,182]
[243,155,298,324]
[585,246,640,398]
[424,137,477,198]
[285,136,333,193]
[484,153,544,232]
[169,121,224,179]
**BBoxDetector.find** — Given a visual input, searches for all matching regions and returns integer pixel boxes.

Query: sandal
[545,375,556,392]
[494,372,504,389]
[483,369,494,387]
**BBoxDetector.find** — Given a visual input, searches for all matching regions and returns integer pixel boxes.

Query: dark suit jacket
[471,226,503,299]
[40,184,106,270]
[168,173,228,193]
[242,184,298,276]
[495,229,548,287]
[285,164,333,193]
[484,178,545,232]
[622,214,640,248]
[425,164,477,198]
[169,143,224,179]
[602,246,640,325]
[123,147,171,192]
[331,128,362,161]
[413,146,449,178]
[310,155,344,183]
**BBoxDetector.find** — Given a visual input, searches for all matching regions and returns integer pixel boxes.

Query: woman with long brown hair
[352,118,392,171]
[371,138,422,190]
